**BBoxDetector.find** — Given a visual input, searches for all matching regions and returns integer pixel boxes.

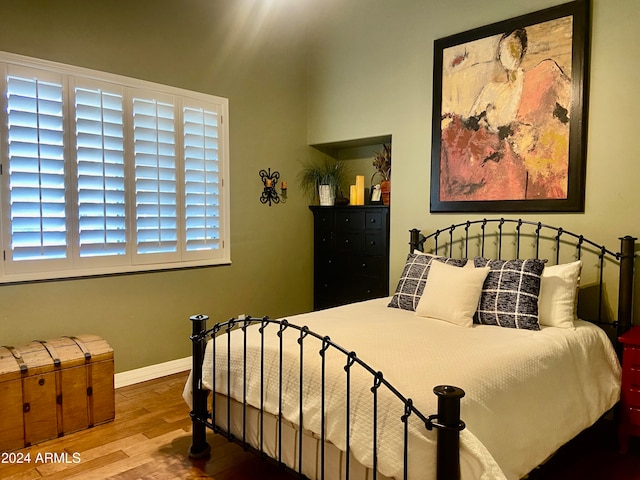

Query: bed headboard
[409,218,636,343]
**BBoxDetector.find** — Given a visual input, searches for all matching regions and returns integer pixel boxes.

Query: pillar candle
[349,185,357,205]
[356,175,365,205]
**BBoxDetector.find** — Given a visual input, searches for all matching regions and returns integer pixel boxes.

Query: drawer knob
[345,239,349,244]
[370,240,376,245]
[362,263,367,268]
[345,218,350,222]
[370,218,376,223]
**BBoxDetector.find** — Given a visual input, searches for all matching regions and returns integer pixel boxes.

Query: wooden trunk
[0,335,114,451]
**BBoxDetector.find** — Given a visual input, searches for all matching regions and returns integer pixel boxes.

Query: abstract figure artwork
[431,0,589,212]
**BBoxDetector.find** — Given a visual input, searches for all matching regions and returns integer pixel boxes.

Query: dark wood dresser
[619,326,640,453]
[310,205,390,310]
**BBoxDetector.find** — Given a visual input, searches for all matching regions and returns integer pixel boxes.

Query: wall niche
[309,135,392,203]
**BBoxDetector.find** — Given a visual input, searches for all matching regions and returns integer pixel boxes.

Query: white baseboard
[114,356,191,389]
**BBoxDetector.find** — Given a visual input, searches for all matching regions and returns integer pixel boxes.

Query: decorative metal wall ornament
[260,168,281,206]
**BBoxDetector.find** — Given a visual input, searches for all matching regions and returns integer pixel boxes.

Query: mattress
[187,297,621,480]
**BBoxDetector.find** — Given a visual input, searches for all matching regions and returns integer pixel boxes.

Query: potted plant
[298,157,350,206]
[371,143,391,205]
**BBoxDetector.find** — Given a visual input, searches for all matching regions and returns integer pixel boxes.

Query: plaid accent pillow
[388,254,467,311]
[474,257,546,330]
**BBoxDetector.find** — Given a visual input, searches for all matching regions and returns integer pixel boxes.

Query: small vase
[380,180,390,206]
[318,184,335,206]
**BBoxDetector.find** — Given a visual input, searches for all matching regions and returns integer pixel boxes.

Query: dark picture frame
[430,0,590,213]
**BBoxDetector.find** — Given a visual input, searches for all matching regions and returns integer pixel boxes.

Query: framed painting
[430,0,590,213]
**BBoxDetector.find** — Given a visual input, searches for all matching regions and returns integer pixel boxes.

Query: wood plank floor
[1,372,294,480]
[2,371,640,479]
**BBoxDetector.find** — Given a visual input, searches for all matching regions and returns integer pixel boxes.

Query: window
[0,52,230,283]
[74,81,126,262]
[182,104,223,258]
[132,94,178,259]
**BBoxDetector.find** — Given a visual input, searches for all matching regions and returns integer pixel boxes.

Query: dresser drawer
[624,346,640,370]
[364,233,386,255]
[627,367,640,389]
[623,346,640,390]
[314,210,335,231]
[314,275,340,299]
[314,231,334,252]
[628,407,640,428]
[314,255,340,276]
[348,255,386,276]
[348,276,388,301]
[336,232,364,253]
[365,211,384,230]
[624,387,640,407]
[335,211,365,231]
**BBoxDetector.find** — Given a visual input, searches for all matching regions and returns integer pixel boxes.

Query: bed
[185,218,636,480]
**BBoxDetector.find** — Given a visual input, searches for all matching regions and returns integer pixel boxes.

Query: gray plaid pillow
[388,254,467,311]
[474,257,546,330]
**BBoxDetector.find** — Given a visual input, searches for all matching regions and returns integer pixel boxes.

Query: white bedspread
[198,297,621,480]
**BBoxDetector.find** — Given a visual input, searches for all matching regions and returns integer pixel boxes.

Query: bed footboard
[187,314,466,480]
[188,314,211,459]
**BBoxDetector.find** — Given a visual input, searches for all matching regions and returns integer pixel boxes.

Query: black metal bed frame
[188,218,636,480]
[188,314,465,480]
[409,218,636,342]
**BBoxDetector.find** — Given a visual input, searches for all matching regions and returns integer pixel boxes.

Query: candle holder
[259,168,281,206]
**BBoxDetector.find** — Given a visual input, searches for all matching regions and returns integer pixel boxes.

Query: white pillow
[538,260,582,328]
[415,260,490,327]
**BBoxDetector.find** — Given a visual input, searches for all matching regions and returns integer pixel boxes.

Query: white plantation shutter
[132,96,178,259]
[183,105,222,257]
[6,70,68,265]
[0,52,230,282]
[74,84,126,259]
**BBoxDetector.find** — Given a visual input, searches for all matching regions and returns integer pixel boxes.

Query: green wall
[307,0,640,322]
[0,0,314,372]
[1,0,639,373]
